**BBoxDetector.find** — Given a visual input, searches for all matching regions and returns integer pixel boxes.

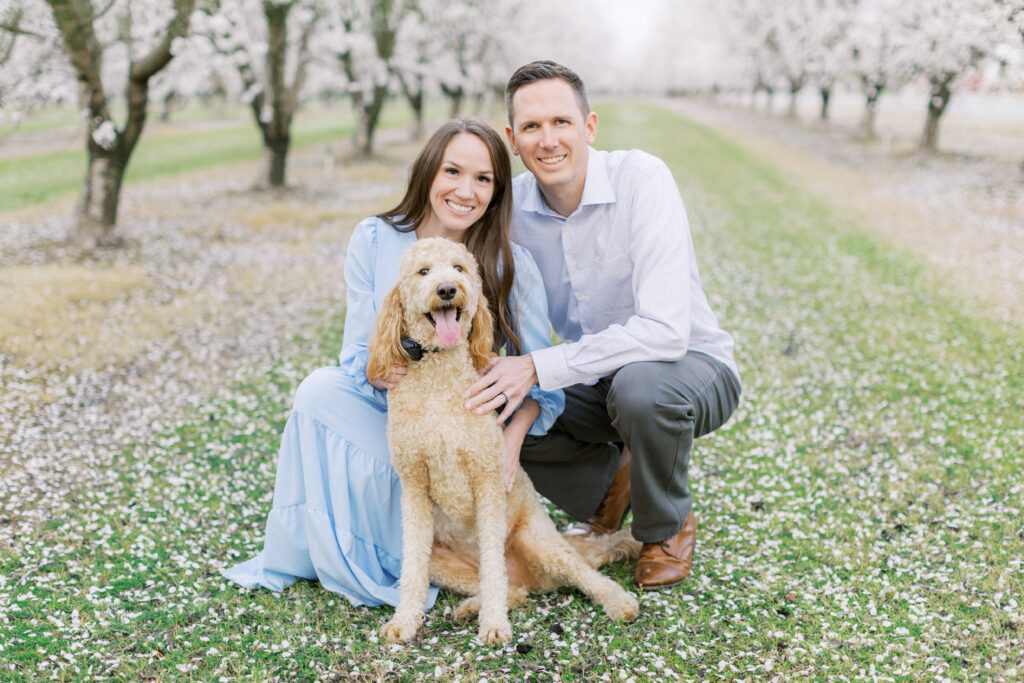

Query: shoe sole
[636,575,688,591]
[564,504,633,537]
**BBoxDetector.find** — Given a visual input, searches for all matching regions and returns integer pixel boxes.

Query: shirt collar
[523,147,616,218]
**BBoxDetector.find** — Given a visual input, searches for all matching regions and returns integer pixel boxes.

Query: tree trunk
[355,85,387,156]
[764,86,774,114]
[920,74,953,153]
[398,72,424,141]
[74,146,127,247]
[46,0,194,248]
[861,96,879,139]
[786,79,802,119]
[257,0,295,186]
[159,89,176,122]
[819,86,831,121]
[350,90,367,151]
[859,77,884,139]
[409,90,424,141]
[442,83,464,118]
[257,133,290,187]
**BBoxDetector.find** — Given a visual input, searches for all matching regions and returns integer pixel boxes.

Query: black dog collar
[400,337,443,361]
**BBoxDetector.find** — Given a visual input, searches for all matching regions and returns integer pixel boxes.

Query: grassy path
[2,103,1022,680]
[0,104,415,213]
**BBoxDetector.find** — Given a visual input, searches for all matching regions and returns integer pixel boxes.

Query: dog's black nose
[437,283,457,301]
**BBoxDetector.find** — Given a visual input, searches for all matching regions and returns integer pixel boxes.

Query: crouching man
[465,60,741,590]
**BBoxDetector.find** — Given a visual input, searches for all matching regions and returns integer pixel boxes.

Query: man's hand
[368,362,407,392]
[463,355,539,424]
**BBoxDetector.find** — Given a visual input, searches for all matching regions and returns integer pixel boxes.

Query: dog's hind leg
[381,463,435,643]
[430,547,484,622]
[511,509,639,622]
[453,586,529,622]
[429,543,480,594]
[429,546,531,621]
[564,530,642,568]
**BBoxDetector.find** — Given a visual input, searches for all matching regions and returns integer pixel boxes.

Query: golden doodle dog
[367,237,640,645]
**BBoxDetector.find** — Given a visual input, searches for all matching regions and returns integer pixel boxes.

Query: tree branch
[45,0,108,118]
[1,8,47,40]
[129,0,195,82]
[288,5,322,117]
[122,0,197,156]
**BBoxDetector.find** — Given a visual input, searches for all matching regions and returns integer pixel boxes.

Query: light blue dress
[223,216,564,609]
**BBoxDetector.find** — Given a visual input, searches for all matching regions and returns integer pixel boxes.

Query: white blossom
[90,120,118,150]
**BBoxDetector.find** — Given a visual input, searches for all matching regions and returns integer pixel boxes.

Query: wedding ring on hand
[497,391,509,409]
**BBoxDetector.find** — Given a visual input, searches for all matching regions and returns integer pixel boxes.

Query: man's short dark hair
[505,60,590,126]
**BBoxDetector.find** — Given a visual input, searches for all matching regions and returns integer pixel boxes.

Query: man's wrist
[525,353,539,387]
[528,346,571,391]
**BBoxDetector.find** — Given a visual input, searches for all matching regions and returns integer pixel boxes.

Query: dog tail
[563,530,642,568]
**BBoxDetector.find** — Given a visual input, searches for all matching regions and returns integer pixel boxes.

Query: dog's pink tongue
[434,308,460,346]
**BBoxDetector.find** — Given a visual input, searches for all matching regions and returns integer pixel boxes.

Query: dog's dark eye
[453,264,464,272]
[418,268,429,276]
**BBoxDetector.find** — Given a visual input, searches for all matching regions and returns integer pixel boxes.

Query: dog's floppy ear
[367,285,406,383]
[468,293,495,371]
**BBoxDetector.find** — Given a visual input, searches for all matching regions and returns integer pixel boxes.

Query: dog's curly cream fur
[368,238,640,645]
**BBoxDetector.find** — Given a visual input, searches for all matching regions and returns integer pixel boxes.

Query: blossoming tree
[191,0,324,187]
[903,0,1018,152]
[37,0,197,247]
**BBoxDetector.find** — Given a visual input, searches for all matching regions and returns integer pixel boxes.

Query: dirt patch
[0,263,149,363]
[667,97,1024,326]
[0,129,415,541]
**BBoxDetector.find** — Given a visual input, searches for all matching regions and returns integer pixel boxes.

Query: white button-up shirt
[511,147,738,391]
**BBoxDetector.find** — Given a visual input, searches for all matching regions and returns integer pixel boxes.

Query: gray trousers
[520,351,741,543]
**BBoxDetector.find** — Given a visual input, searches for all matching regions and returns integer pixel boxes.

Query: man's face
[506,78,597,203]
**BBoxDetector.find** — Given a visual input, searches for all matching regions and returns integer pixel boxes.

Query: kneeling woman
[223,117,563,609]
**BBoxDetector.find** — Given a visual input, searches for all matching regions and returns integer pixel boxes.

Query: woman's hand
[500,397,540,493]
[368,361,407,391]
[502,428,525,493]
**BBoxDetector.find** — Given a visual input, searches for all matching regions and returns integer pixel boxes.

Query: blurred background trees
[2,0,1022,247]
[2,0,196,247]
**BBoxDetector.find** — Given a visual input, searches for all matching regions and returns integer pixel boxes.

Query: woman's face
[420,133,496,241]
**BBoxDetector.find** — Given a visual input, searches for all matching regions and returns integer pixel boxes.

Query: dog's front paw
[381,612,421,643]
[453,596,481,621]
[477,616,513,646]
[603,589,640,622]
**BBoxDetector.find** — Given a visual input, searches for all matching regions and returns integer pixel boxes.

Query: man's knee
[607,362,696,426]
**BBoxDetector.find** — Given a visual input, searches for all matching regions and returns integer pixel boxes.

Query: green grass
[0,104,80,135]
[2,102,1022,680]
[0,102,414,213]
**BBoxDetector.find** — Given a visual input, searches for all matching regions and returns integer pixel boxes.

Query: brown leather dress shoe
[634,510,696,590]
[564,447,631,537]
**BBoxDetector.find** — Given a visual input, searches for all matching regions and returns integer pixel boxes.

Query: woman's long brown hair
[378,117,521,354]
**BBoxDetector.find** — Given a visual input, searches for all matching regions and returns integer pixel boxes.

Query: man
[465,60,741,590]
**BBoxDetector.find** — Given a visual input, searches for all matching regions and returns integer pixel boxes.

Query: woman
[223,117,563,609]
